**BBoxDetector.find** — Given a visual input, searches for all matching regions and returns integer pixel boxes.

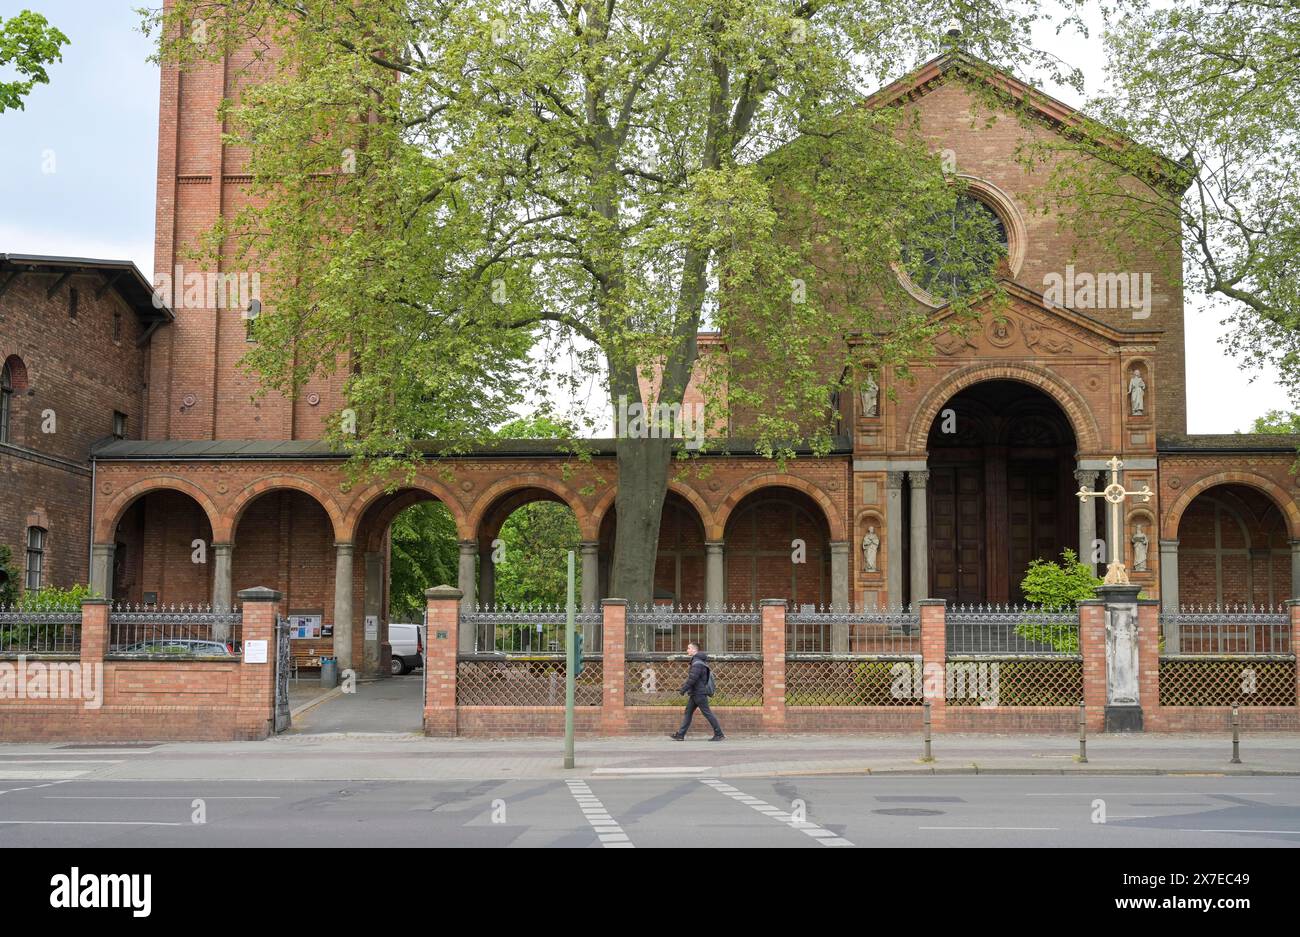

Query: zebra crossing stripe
[565,780,635,848]
[699,778,854,847]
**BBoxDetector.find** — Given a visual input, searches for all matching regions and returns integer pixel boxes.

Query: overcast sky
[0,0,1291,433]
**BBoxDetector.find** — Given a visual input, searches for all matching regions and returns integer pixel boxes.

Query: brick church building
[5,42,1299,677]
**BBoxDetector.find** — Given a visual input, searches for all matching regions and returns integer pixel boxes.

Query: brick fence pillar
[1137,599,1161,728]
[761,599,786,732]
[1079,600,1106,732]
[919,599,946,730]
[79,597,109,669]
[601,599,627,734]
[235,587,281,740]
[1289,600,1300,707]
[423,585,461,737]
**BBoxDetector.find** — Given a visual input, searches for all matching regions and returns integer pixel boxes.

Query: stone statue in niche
[860,372,879,418]
[862,526,880,572]
[1131,523,1149,572]
[1128,368,1147,416]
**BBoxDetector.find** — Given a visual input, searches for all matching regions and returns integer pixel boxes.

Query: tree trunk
[610,435,674,606]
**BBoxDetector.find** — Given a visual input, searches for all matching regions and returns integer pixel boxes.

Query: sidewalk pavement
[3,731,1298,781]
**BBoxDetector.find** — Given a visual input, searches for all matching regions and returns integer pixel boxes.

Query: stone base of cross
[1077,456,1152,586]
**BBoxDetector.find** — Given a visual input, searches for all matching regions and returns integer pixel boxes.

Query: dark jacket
[679,653,710,696]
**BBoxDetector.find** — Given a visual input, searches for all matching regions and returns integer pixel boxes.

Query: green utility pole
[564,549,576,769]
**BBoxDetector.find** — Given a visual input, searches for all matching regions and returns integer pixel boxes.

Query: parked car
[388,622,424,675]
[113,638,236,657]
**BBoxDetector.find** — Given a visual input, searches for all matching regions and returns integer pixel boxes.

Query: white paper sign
[243,640,268,664]
[364,615,378,639]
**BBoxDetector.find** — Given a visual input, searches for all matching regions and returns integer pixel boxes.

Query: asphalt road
[1,774,1297,848]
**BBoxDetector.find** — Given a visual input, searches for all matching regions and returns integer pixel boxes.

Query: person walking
[670,642,724,741]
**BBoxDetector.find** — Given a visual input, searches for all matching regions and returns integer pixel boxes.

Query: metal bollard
[1077,702,1088,763]
[921,700,934,762]
[1230,705,1241,764]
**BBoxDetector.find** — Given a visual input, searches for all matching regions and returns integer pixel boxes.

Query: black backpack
[703,665,716,697]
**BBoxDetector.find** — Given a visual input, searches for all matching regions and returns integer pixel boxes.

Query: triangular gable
[927,279,1162,359]
[865,50,1190,194]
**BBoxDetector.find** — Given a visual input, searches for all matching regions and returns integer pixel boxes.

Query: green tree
[1028,1,1300,398]
[1246,410,1300,435]
[1016,549,1100,653]
[0,10,69,113]
[387,500,460,621]
[0,545,18,607]
[149,0,1079,603]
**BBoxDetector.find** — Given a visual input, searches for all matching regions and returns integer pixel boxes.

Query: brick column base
[423,585,461,736]
[235,587,281,740]
[601,599,628,734]
[919,599,946,731]
[761,599,786,732]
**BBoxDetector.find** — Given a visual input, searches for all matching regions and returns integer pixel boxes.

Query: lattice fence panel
[1158,658,1297,707]
[456,659,604,706]
[786,658,922,707]
[624,658,763,707]
[946,657,1083,707]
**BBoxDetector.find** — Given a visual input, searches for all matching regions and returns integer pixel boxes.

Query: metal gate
[274,614,291,733]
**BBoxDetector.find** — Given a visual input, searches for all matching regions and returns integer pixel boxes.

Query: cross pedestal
[1099,584,1143,732]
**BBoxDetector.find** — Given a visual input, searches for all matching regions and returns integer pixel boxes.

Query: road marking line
[44,796,281,801]
[0,820,185,826]
[1178,828,1300,834]
[565,780,634,849]
[0,771,89,780]
[1024,792,1276,797]
[698,778,853,847]
[0,760,123,764]
[591,767,711,775]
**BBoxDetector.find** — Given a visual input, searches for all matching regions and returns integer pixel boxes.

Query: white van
[388,622,424,675]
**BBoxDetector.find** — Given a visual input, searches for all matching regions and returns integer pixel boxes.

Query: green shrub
[1015,550,1099,653]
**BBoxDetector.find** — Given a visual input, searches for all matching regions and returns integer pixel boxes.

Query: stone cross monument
[1076,456,1152,731]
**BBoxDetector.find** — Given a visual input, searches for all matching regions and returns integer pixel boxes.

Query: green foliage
[0,10,69,113]
[492,503,583,608]
[1015,549,1098,653]
[0,545,17,607]
[388,501,459,622]
[1019,549,1101,610]
[14,583,94,610]
[1027,1,1300,405]
[1245,409,1300,435]
[0,583,93,652]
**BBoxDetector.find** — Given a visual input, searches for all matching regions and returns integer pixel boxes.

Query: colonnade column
[581,541,600,610]
[885,472,906,609]
[363,551,384,674]
[333,542,354,671]
[1075,469,1099,575]
[457,540,476,654]
[909,470,930,604]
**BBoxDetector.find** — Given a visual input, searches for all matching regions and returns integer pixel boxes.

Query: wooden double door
[927,453,1074,605]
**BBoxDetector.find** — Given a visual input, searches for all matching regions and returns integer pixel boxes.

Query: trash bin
[320,656,338,689]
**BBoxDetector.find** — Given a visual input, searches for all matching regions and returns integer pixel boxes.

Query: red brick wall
[1,272,151,592]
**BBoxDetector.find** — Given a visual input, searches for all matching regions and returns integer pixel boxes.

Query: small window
[69,287,79,320]
[113,411,127,439]
[0,360,11,444]
[25,527,46,592]
[112,311,123,342]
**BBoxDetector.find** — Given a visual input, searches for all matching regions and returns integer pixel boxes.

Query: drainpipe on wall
[87,455,96,593]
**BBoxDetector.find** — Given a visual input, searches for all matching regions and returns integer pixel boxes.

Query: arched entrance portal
[925,380,1079,604]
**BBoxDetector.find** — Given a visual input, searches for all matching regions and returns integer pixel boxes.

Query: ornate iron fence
[1159,607,1291,655]
[785,656,922,706]
[0,605,82,654]
[625,605,761,654]
[786,606,920,654]
[456,655,604,706]
[107,603,243,658]
[463,605,603,654]
[946,604,1080,656]
[623,654,763,706]
[1158,657,1296,707]
[944,657,1084,707]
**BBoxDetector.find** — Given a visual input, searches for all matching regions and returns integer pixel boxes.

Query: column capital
[1159,539,1180,549]
[829,540,850,554]
[1074,469,1100,487]
[212,541,233,552]
[334,541,354,553]
[579,540,600,552]
[885,471,907,489]
[458,540,477,553]
[908,470,930,489]
[705,540,725,552]
[91,543,116,553]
